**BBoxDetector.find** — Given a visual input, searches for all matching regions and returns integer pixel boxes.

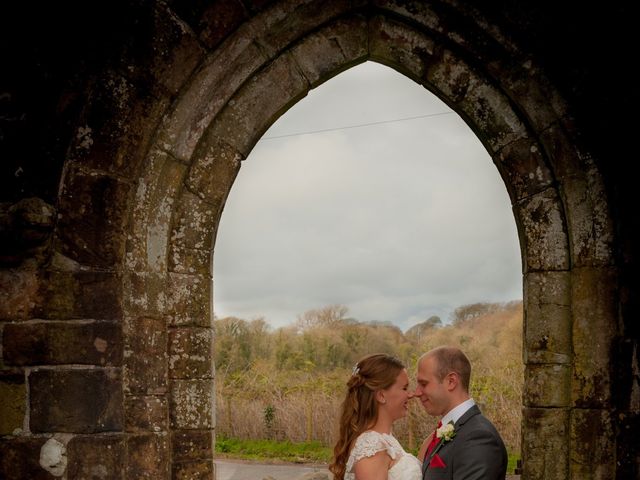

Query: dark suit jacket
[422,405,508,480]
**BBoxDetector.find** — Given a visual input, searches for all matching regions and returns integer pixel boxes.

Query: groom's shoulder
[471,409,497,427]
[475,412,501,432]
[460,409,502,437]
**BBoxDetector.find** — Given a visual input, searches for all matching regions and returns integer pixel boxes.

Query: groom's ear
[446,372,459,391]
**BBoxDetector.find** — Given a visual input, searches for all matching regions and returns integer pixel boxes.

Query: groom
[415,346,507,479]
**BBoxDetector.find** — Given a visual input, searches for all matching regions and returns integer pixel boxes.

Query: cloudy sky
[213,61,522,331]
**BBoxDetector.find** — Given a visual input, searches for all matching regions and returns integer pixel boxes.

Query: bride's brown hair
[329,353,406,480]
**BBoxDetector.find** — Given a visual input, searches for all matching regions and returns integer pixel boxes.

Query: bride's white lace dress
[345,431,422,480]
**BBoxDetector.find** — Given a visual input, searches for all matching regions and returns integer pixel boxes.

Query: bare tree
[296,304,349,330]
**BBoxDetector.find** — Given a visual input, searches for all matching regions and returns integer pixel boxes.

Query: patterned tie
[425,420,442,458]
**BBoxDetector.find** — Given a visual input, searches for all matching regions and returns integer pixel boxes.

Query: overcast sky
[213,61,522,331]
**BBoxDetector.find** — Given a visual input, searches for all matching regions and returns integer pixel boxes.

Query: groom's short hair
[427,346,471,392]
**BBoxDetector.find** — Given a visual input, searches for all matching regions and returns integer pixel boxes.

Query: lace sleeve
[346,432,401,473]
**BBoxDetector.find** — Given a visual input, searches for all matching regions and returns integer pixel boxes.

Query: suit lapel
[423,435,450,477]
[423,405,482,477]
[422,421,451,475]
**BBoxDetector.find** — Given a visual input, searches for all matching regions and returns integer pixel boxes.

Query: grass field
[214,437,520,474]
[215,437,331,463]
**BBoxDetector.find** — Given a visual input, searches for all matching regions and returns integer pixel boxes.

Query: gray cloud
[213,62,522,330]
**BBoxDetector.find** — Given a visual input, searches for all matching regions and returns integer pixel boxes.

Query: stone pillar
[522,272,572,479]
[569,268,618,479]
[169,325,215,478]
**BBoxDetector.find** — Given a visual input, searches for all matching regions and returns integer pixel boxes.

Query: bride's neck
[370,413,393,434]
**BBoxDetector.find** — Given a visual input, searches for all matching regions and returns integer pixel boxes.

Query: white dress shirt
[441,398,476,426]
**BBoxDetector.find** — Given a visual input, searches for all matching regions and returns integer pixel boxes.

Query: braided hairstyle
[329,353,406,480]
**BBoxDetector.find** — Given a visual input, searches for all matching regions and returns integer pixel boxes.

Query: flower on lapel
[436,421,456,442]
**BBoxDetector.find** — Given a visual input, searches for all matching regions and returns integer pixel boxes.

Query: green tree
[214,316,253,373]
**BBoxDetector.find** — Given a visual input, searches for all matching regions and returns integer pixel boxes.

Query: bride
[329,353,422,480]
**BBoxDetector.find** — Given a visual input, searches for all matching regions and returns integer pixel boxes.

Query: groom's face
[415,356,450,416]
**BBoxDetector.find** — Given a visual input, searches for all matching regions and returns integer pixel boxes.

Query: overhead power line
[260,111,455,141]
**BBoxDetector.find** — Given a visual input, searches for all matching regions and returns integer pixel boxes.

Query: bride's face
[379,368,413,421]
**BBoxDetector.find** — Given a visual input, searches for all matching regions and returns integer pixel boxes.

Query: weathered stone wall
[1,1,638,479]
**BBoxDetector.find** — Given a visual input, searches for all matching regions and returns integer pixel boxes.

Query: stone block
[66,434,125,479]
[538,121,584,182]
[562,174,614,268]
[252,0,357,58]
[0,373,25,435]
[125,395,168,433]
[572,267,618,408]
[570,409,616,479]
[245,0,276,11]
[205,51,309,157]
[30,368,123,433]
[170,379,214,429]
[611,337,639,412]
[55,167,130,269]
[422,42,530,154]
[172,429,214,461]
[372,0,443,34]
[185,139,242,208]
[126,433,169,479]
[523,272,572,364]
[3,321,121,366]
[168,190,216,275]
[168,245,212,276]
[118,89,174,177]
[524,302,571,364]
[0,266,122,321]
[524,363,570,407]
[122,270,168,318]
[197,0,247,49]
[424,46,477,104]
[140,2,205,95]
[169,327,214,379]
[291,14,367,88]
[0,437,53,480]
[34,269,123,321]
[369,15,434,81]
[494,137,554,202]
[615,410,640,479]
[172,460,214,480]
[67,71,172,178]
[492,59,568,134]
[157,41,267,161]
[166,272,211,327]
[525,270,571,305]
[0,197,56,267]
[123,316,167,395]
[514,188,569,272]
[522,407,569,480]
[126,149,187,274]
[0,268,38,321]
[457,73,528,154]
[170,177,216,249]
[142,154,187,272]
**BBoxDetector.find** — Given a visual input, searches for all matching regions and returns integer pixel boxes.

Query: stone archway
[123,3,615,478]
[0,2,622,479]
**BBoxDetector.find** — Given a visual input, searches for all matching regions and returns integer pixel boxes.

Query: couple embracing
[329,346,508,480]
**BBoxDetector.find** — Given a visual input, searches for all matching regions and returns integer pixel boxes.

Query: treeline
[215,301,523,453]
[215,305,414,375]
